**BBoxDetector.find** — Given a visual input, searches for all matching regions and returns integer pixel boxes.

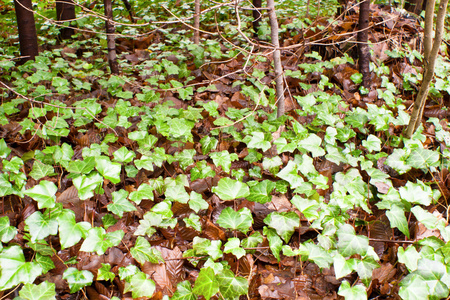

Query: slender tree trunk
[121,0,135,23]
[252,0,262,36]
[194,0,200,44]
[405,0,427,14]
[104,0,120,74]
[14,0,38,62]
[357,0,371,88]
[405,0,449,138]
[267,0,285,117]
[56,0,75,40]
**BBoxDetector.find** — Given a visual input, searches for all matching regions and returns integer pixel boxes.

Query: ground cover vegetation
[1,0,450,299]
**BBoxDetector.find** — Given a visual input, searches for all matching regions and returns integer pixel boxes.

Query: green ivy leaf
[0,216,17,243]
[337,224,369,257]
[386,204,410,238]
[63,267,94,293]
[263,227,283,261]
[264,211,300,242]
[171,280,196,300]
[80,227,124,255]
[246,132,271,151]
[217,207,253,234]
[95,156,121,184]
[223,237,246,259]
[113,146,135,163]
[35,253,55,273]
[193,267,219,300]
[299,241,333,269]
[399,181,433,206]
[212,178,250,201]
[184,213,202,232]
[398,245,420,272]
[107,189,137,217]
[165,183,190,203]
[25,211,58,242]
[210,151,238,173]
[73,172,103,200]
[130,236,165,264]
[276,161,304,189]
[0,245,43,291]
[362,134,382,153]
[291,195,320,221]
[0,138,11,158]
[29,160,56,180]
[242,231,264,249]
[298,134,325,157]
[193,237,223,260]
[406,148,440,169]
[399,274,430,300]
[338,281,367,299]
[247,180,276,204]
[188,191,209,213]
[19,281,56,300]
[24,180,57,209]
[200,136,218,155]
[57,209,90,249]
[217,269,249,299]
[129,183,154,204]
[333,253,357,279]
[173,149,196,170]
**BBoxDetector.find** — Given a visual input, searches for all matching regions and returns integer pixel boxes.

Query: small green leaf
[193,267,219,300]
[263,227,283,261]
[0,216,17,243]
[210,151,238,173]
[386,204,410,238]
[129,183,154,204]
[399,181,433,206]
[165,183,190,203]
[398,245,420,271]
[188,191,209,213]
[217,207,253,234]
[107,189,137,218]
[193,237,223,260]
[223,238,246,259]
[24,180,57,209]
[130,236,165,264]
[212,178,250,200]
[113,147,135,163]
[217,269,249,299]
[29,160,56,180]
[337,224,369,257]
[80,227,124,255]
[57,209,90,249]
[97,263,115,282]
[184,213,202,232]
[200,136,218,155]
[73,172,103,200]
[338,281,367,299]
[247,132,271,151]
[19,281,56,300]
[264,212,300,242]
[247,180,276,204]
[63,267,93,293]
[406,148,440,169]
[171,280,196,300]
[25,211,58,242]
[95,156,122,184]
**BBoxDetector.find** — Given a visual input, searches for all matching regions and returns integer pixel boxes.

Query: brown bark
[104,0,120,74]
[14,0,38,62]
[56,0,75,40]
[405,0,449,138]
[121,0,135,23]
[405,0,427,14]
[357,0,371,88]
[252,0,262,36]
[267,0,285,118]
[194,0,200,44]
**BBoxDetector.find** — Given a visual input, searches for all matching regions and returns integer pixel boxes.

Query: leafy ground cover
[1,0,450,299]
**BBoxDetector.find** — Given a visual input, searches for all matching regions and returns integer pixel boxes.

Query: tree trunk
[357,0,371,88]
[405,0,449,138]
[56,0,75,40]
[405,0,427,14]
[14,0,38,62]
[252,0,262,36]
[267,0,285,118]
[121,0,135,23]
[194,0,200,44]
[104,0,120,74]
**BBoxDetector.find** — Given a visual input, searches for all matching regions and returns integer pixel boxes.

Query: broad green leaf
[29,160,55,180]
[356,257,379,286]
[361,134,381,152]
[188,191,209,213]
[131,236,165,264]
[337,224,369,257]
[298,134,325,157]
[333,253,357,279]
[191,160,216,181]
[276,161,304,189]
[113,146,135,163]
[264,211,300,242]
[173,149,195,170]
[212,178,250,201]
[247,131,271,151]
[399,181,433,206]
[171,280,196,300]
[242,232,264,249]
[217,270,249,299]
[216,207,253,234]
[210,151,238,173]
[129,183,154,204]
[0,216,17,243]
[398,245,420,271]
[0,246,43,291]
[24,180,57,209]
[95,156,121,184]
[97,263,115,282]
[200,136,218,155]
[184,213,202,232]
[80,227,124,255]
[118,265,139,281]
[338,281,367,299]
[73,172,103,200]
[193,237,223,260]
[25,211,58,242]
[263,227,283,261]
[223,237,246,259]
[193,268,219,300]
[247,180,276,204]
[299,241,333,269]
[291,195,320,221]
[67,157,95,175]
[386,204,410,238]
[399,274,430,300]
[0,138,11,158]
[406,148,440,169]
[385,148,411,174]
[19,281,56,300]
[107,189,136,217]
[34,253,55,274]
[63,267,94,293]
[411,206,439,229]
[57,209,90,249]
[165,183,190,203]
